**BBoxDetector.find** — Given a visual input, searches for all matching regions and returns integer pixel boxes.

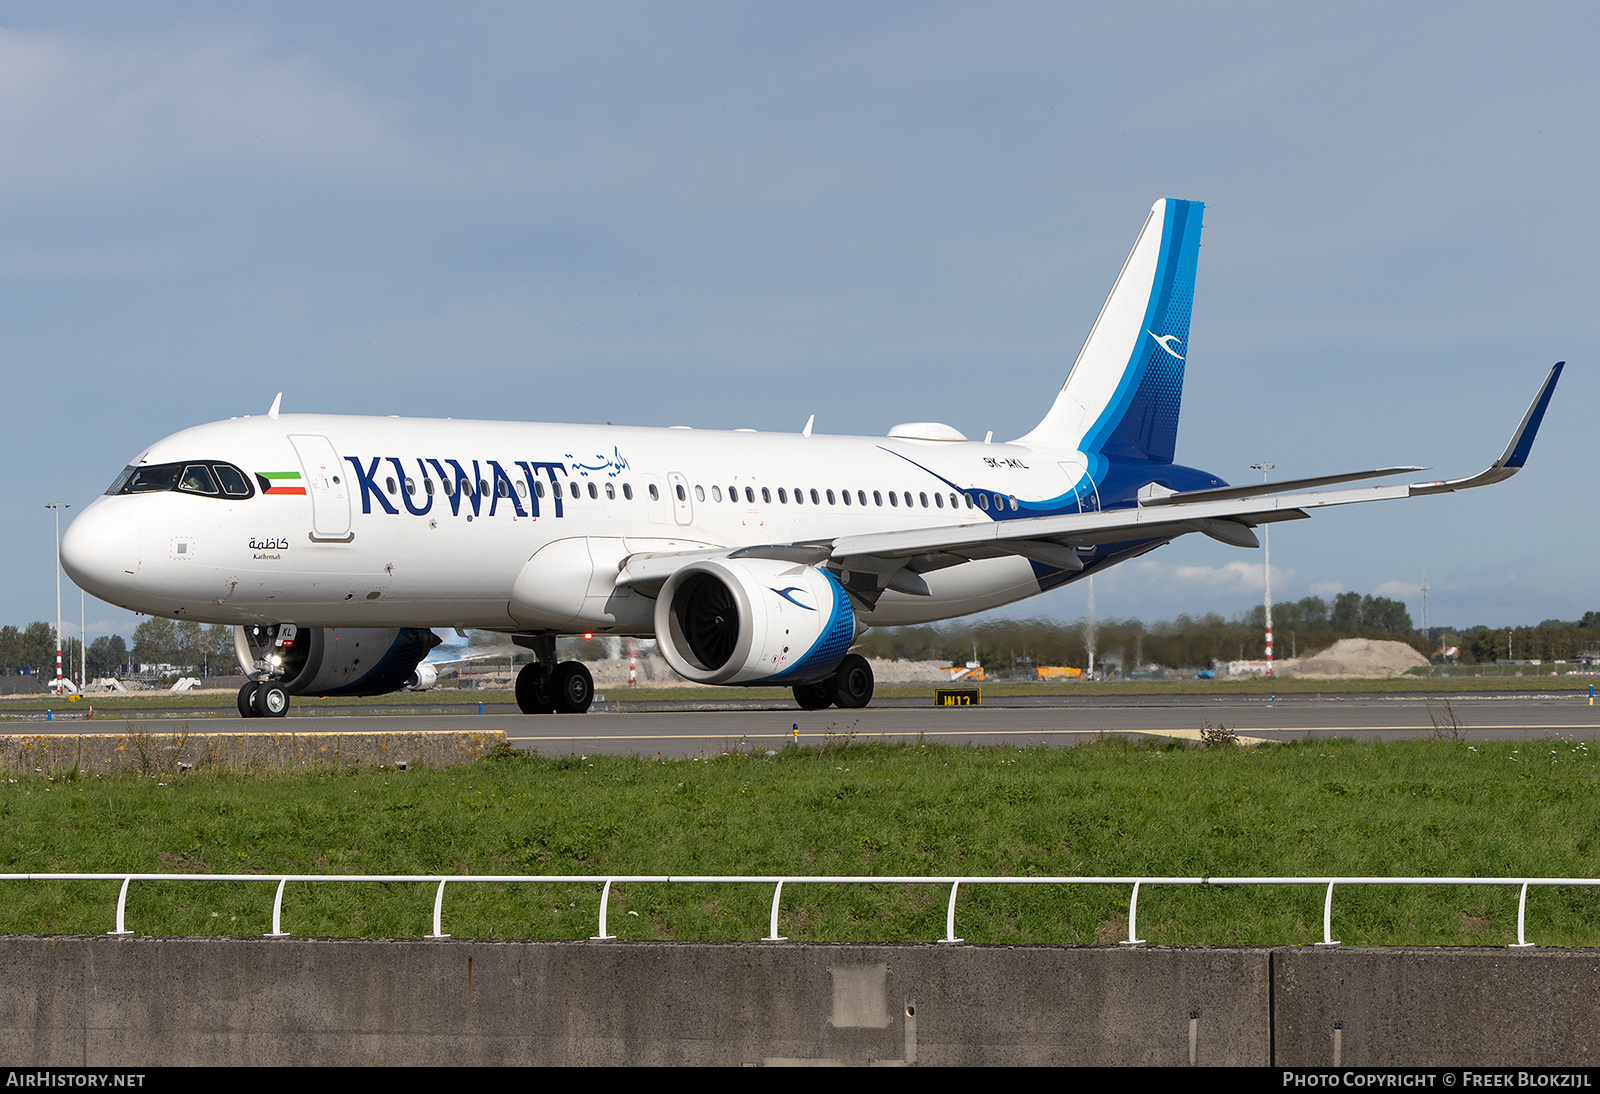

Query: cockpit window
[214,464,252,497]
[108,461,256,499]
[179,464,219,495]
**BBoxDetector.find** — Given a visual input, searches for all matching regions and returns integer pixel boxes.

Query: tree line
[6,597,1598,680]
[0,619,237,679]
[853,596,1600,671]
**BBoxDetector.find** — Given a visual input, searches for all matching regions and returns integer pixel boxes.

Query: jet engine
[654,558,857,686]
[236,625,442,697]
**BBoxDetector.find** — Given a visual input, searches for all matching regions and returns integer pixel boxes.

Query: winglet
[802,414,814,438]
[1411,362,1563,495]
[267,392,283,420]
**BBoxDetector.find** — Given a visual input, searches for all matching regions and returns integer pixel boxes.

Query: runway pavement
[14,691,1589,758]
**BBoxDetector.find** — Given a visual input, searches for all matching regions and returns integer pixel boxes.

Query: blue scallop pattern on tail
[1089,200,1203,464]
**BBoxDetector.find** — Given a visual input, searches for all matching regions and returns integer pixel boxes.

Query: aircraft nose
[60,501,139,601]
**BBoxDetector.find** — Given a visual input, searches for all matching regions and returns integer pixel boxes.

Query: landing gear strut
[515,660,594,714]
[235,623,295,719]
[791,654,875,711]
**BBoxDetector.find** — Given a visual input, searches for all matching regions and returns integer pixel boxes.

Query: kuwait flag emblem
[261,471,307,495]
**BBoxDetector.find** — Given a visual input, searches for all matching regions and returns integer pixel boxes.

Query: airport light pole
[1250,464,1274,677]
[46,503,68,692]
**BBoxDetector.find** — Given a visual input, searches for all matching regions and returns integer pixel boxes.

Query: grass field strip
[506,723,1600,746]
[5,872,1594,948]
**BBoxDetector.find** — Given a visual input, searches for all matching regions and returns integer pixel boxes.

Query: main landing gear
[792,653,874,711]
[237,680,290,718]
[515,660,594,715]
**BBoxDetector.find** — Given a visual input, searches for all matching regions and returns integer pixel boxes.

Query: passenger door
[289,434,353,541]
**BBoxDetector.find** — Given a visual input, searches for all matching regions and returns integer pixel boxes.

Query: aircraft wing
[618,362,1562,597]
[826,361,1564,588]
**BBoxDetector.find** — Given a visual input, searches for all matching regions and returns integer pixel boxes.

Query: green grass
[2,735,1598,946]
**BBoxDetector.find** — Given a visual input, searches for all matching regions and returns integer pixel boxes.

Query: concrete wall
[2,938,1595,1066]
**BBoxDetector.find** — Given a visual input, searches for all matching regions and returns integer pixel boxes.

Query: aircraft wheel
[252,681,290,718]
[515,663,555,714]
[793,681,834,710]
[832,654,875,709]
[236,682,259,718]
[550,661,594,714]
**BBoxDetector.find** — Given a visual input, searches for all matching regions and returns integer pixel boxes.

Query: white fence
[6,873,1597,947]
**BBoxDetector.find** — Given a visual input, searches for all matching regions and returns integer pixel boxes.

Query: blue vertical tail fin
[1015,198,1204,463]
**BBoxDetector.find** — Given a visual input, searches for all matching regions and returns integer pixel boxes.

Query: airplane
[58,198,1564,719]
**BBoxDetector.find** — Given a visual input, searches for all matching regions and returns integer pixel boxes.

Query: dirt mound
[1274,638,1428,679]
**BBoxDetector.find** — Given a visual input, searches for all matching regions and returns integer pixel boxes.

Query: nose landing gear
[237,679,290,718]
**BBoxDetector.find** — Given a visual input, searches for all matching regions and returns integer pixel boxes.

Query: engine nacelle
[655,558,856,686]
[236,625,441,697]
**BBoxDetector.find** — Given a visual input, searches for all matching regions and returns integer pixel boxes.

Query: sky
[2,1,1596,647]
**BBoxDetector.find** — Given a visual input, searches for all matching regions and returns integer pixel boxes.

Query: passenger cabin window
[623,483,633,500]
[712,486,723,502]
[588,482,598,499]
[761,487,771,503]
[649,483,659,501]
[608,483,618,500]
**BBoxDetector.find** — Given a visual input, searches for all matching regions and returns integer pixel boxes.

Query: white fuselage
[63,413,1097,635]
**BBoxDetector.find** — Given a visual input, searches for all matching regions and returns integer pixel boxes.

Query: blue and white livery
[60,199,1564,717]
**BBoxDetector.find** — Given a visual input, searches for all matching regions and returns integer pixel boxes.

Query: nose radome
[61,501,140,601]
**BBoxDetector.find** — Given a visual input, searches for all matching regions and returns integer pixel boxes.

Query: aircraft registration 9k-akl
[61,199,1563,718]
